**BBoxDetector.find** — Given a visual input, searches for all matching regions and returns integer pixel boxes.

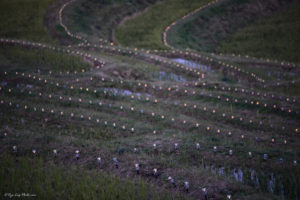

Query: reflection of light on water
[153,71,187,82]
[104,88,151,97]
[173,58,214,72]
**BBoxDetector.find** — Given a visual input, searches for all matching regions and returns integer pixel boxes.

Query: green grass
[218,2,300,63]
[0,0,56,43]
[167,0,300,63]
[1,12,300,198]
[0,46,91,72]
[115,0,212,49]
[0,153,174,200]
[64,0,161,43]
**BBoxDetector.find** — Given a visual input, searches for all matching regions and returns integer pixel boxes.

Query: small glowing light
[13,146,17,153]
[113,157,118,168]
[75,150,80,160]
[174,143,178,150]
[153,168,158,177]
[184,181,189,192]
[53,149,57,155]
[153,143,157,150]
[97,157,101,165]
[135,163,140,174]
[168,176,175,186]
[263,154,268,160]
[213,146,217,152]
[248,152,252,158]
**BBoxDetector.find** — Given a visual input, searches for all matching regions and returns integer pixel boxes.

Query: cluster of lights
[0,99,137,135]
[3,70,297,135]
[1,83,298,147]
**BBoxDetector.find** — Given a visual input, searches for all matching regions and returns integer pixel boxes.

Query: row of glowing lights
[151,49,265,83]
[9,143,299,170]
[9,142,299,198]
[5,69,298,132]
[59,0,297,71]
[82,43,205,77]
[11,143,298,162]
[0,38,204,80]
[1,40,298,129]
[161,0,265,82]
[1,78,299,146]
[0,99,136,133]
[10,146,234,198]
[2,37,288,93]
[2,84,295,137]
[95,41,264,84]
[63,21,264,85]
[8,68,297,117]
[58,0,88,43]
[3,71,299,133]
[54,70,297,105]
[162,0,220,48]
[14,58,296,107]
[79,40,264,85]
[0,38,297,115]
[58,0,297,84]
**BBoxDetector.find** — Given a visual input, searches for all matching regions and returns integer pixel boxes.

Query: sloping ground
[59,0,162,44]
[218,1,300,63]
[2,41,300,199]
[166,0,299,62]
[115,0,212,49]
[0,0,300,199]
[0,0,56,43]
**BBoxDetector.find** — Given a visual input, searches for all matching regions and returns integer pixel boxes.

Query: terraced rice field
[0,0,299,199]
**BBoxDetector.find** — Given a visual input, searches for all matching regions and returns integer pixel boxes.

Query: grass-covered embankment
[115,0,212,49]
[0,153,174,200]
[218,1,300,63]
[62,0,162,43]
[0,45,91,72]
[166,0,299,63]
[0,0,56,43]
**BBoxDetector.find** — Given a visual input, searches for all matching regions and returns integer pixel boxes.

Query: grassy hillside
[0,45,90,72]
[0,0,56,43]
[1,41,300,199]
[0,153,174,200]
[115,0,212,49]
[62,0,162,44]
[167,0,299,62]
[218,1,300,63]
[1,0,300,199]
